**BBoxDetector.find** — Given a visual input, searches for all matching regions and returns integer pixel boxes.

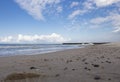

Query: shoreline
[0,44,82,57]
[0,43,120,82]
[0,46,84,58]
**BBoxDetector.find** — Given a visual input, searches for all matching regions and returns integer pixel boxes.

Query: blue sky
[0,0,120,43]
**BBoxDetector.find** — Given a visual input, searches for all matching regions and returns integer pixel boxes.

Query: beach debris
[106,60,111,63]
[94,76,101,80]
[108,78,111,80]
[66,60,73,63]
[69,60,72,62]
[100,56,105,58]
[84,67,87,70]
[55,74,60,77]
[97,57,99,59]
[92,64,99,67]
[72,68,75,71]
[66,60,69,63]
[85,62,88,64]
[82,58,86,62]
[88,69,91,71]
[101,61,104,63]
[116,57,120,59]
[44,59,49,61]
[84,67,91,71]
[4,73,40,81]
[30,66,37,70]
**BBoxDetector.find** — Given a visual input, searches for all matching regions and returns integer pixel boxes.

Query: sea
[0,44,83,57]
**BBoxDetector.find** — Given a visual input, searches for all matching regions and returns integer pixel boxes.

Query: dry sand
[0,43,120,82]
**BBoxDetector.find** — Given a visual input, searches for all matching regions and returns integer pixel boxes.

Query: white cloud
[68,0,120,20]
[113,28,120,32]
[0,36,13,42]
[15,0,120,21]
[83,0,120,10]
[0,33,70,43]
[56,6,63,13]
[68,0,94,20]
[68,10,86,19]
[83,0,95,10]
[94,0,120,7]
[90,13,120,32]
[15,0,60,20]
[70,2,79,8]
[90,16,109,24]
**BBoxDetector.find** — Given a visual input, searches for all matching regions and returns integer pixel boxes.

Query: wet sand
[0,43,120,82]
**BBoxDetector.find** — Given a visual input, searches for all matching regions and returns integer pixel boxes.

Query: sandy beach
[0,43,120,82]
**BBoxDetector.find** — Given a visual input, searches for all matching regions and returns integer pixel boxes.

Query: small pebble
[44,59,48,61]
[94,76,101,80]
[92,64,99,67]
[30,67,36,69]
[101,62,104,63]
[55,74,60,77]
[108,78,111,80]
[101,56,104,58]
[106,61,111,63]
[116,57,120,59]
[69,60,73,62]
[72,69,75,71]
[85,62,88,64]
[84,67,91,71]
[84,67,87,70]
[97,57,99,59]
[66,60,73,63]
[88,69,91,71]
[82,58,86,62]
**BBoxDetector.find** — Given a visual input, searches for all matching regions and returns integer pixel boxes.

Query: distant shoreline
[0,44,82,57]
[62,42,110,45]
